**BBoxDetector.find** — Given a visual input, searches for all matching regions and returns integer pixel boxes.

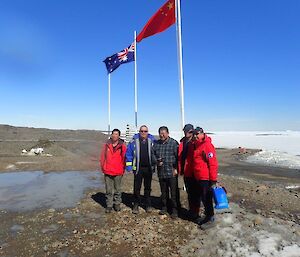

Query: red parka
[193,135,218,181]
[178,138,194,177]
[100,139,126,176]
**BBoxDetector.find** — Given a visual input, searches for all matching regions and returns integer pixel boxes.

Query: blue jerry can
[213,186,229,209]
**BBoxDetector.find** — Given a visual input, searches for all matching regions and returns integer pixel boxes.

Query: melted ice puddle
[0,171,102,211]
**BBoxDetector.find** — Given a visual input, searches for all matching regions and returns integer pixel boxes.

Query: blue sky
[0,0,299,132]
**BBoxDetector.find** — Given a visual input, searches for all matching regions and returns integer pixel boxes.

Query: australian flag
[103,43,135,73]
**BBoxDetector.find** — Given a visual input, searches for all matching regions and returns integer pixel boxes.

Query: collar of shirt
[160,137,170,144]
[140,138,147,143]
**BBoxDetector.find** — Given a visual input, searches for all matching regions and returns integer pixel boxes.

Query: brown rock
[253,216,263,226]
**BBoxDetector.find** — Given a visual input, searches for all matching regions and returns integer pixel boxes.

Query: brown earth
[0,171,299,257]
[0,125,299,256]
[0,124,107,172]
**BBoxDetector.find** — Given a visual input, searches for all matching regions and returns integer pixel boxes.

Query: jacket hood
[106,138,124,145]
[204,134,212,143]
[132,133,155,141]
[197,134,211,143]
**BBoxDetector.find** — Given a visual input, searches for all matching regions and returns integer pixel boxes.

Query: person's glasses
[140,130,148,133]
[187,130,193,134]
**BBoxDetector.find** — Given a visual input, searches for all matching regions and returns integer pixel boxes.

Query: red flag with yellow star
[137,0,175,42]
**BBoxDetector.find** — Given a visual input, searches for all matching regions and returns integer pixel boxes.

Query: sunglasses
[140,130,148,133]
[187,130,193,134]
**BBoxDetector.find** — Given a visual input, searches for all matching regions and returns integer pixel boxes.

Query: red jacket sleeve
[205,143,218,181]
[100,143,106,171]
[178,142,183,174]
[122,144,127,170]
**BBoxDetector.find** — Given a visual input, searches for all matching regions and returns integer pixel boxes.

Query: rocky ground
[0,125,106,172]
[0,170,299,257]
[0,125,299,256]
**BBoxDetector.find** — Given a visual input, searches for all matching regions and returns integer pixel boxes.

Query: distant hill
[0,125,109,171]
[0,124,107,141]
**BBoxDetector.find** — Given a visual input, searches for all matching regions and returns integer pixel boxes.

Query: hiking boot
[159,208,168,215]
[114,204,121,212]
[195,216,206,224]
[199,216,216,230]
[197,215,214,225]
[188,210,199,221]
[105,207,113,213]
[132,204,139,214]
[145,206,152,213]
[171,208,178,219]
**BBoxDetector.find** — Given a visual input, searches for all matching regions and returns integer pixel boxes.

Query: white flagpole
[175,0,185,131]
[134,31,138,131]
[108,73,111,134]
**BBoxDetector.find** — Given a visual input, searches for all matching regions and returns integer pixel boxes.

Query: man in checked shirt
[153,126,180,219]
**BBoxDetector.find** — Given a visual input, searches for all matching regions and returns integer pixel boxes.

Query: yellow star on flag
[167,2,174,10]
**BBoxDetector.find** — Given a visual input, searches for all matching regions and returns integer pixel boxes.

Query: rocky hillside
[0,124,108,171]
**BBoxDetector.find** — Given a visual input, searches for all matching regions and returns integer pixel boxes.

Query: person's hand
[210,181,217,188]
[157,158,163,167]
[172,168,178,177]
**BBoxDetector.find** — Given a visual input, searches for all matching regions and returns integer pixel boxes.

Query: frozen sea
[169,131,300,170]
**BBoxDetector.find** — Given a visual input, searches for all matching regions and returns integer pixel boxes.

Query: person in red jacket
[100,129,126,213]
[178,124,200,219]
[193,127,218,227]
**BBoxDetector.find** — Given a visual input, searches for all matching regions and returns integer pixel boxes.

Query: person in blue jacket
[126,125,157,214]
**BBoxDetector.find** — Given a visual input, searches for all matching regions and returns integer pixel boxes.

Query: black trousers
[196,180,214,217]
[133,166,152,206]
[175,176,181,209]
[184,177,200,214]
[159,176,178,211]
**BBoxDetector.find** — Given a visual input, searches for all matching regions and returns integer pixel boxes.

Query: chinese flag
[137,0,176,42]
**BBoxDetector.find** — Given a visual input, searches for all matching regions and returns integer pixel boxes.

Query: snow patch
[257,232,281,256]
[15,162,38,165]
[246,150,300,169]
[285,185,300,190]
[6,164,16,170]
[179,203,300,257]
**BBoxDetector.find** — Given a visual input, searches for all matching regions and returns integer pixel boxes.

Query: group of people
[100,124,218,227]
